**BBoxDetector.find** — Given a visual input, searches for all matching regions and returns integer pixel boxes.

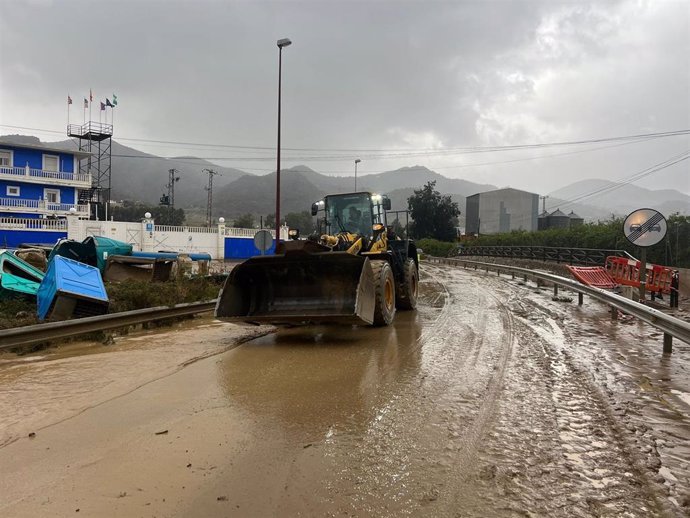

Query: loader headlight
[372,223,384,233]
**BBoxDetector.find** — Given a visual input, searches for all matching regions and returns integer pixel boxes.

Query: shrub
[416,238,457,258]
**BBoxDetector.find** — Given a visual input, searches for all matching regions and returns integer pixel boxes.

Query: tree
[112,201,185,226]
[285,211,315,235]
[233,213,255,228]
[407,181,460,241]
[263,213,275,229]
[389,217,407,238]
[152,206,185,226]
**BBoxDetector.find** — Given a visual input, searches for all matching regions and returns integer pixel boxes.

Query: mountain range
[1,135,687,225]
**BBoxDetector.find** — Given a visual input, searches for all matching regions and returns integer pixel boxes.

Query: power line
[1,123,688,155]
[553,150,690,210]
[464,150,689,228]
[103,136,661,175]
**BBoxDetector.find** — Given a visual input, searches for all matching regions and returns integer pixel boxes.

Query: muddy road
[1,263,689,517]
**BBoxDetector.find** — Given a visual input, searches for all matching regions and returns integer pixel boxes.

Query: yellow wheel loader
[215,192,419,326]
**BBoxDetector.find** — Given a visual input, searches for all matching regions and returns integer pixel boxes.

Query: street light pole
[354,158,361,191]
[275,37,292,247]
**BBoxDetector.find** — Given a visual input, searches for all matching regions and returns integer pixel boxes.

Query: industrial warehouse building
[465,187,539,235]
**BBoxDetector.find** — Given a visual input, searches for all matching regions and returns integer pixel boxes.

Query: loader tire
[371,260,396,326]
[396,258,418,310]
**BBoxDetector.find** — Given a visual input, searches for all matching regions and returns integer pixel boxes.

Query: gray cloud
[1,0,688,195]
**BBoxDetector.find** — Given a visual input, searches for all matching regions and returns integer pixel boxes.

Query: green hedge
[416,238,457,258]
[463,215,690,268]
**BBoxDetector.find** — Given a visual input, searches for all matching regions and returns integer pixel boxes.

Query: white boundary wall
[66,216,287,259]
[0,216,288,259]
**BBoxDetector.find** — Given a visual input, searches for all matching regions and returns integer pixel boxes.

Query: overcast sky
[1,0,689,196]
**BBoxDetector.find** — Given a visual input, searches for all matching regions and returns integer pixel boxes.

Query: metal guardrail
[3,260,688,353]
[456,245,636,266]
[427,257,690,353]
[0,301,216,350]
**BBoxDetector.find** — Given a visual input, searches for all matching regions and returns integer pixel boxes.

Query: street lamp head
[355,159,361,164]
[277,38,292,48]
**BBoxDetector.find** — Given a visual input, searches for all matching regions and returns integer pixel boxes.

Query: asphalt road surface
[1,262,688,517]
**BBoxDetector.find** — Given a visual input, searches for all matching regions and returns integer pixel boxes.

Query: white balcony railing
[0,166,91,185]
[0,217,68,231]
[0,197,89,214]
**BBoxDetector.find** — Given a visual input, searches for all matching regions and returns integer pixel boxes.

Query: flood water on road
[0,263,688,517]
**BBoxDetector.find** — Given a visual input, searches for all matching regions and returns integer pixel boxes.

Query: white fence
[0,217,68,230]
[0,216,287,259]
[0,197,89,214]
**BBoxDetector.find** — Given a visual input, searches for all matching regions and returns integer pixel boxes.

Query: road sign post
[254,229,273,256]
[639,248,647,301]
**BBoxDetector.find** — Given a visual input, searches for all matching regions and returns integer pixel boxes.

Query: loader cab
[312,192,391,236]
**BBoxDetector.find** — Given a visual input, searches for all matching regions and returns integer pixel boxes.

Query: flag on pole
[112,94,118,106]
[106,98,113,107]
[100,102,106,110]
[84,98,88,108]
[67,95,73,105]
[90,89,93,102]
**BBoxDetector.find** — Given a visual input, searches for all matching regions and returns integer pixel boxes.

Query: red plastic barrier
[604,256,673,294]
[566,266,617,289]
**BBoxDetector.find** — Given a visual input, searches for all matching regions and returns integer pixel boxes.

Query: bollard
[553,285,559,296]
[578,293,584,306]
[663,333,673,354]
[511,272,515,279]
[611,307,618,321]
[523,274,528,282]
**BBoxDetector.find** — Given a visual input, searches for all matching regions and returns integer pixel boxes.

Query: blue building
[0,141,91,219]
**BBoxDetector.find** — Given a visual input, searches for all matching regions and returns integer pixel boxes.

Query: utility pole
[539,195,549,213]
[160,169,180,224]
[203,168,219,227]
[167,169,181,210]
[354,158,361,191]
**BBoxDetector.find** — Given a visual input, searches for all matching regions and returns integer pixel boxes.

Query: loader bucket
[215,251,376,326]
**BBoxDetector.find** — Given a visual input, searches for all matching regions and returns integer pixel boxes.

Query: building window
[7,186,20,196]
[0,150,11,167]
[43,154,59,172]
[44,189,60,204]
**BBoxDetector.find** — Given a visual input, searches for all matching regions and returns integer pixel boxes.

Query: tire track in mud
[322,263,517,516]
[423,264,517,497]
[456,269,674,517]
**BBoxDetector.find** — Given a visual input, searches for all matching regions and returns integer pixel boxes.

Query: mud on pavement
[0,262,688,517]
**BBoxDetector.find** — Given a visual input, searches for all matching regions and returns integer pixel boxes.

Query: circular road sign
[253,229,274,252]
[623,208,667,247]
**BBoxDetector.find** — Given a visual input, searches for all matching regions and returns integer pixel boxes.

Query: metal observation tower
[67,119,113,220]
